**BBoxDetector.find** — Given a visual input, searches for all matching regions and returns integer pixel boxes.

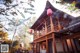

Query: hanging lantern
[28,29,33,34]
[47,8,53,16]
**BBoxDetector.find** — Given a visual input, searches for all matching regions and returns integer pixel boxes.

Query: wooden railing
[47,25,51,33]
[34,29,46,39]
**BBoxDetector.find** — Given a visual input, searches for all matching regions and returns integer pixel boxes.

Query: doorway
[48,39,53,53]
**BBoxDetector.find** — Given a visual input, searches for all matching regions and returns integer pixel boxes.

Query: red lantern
[47,8,53,16]
[29,29,33,34]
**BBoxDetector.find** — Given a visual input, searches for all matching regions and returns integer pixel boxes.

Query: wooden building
[31,1,80,53]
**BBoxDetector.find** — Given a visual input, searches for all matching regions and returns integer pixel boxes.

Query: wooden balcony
[33,26,53,40]
[34,29,46,40]
[47,25,51,33]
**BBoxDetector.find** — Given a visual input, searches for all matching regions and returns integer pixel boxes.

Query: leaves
[17,9,25,18]
[28,3,34,7]
[0,0,35,43]
[10,12,17,15]
[26,8,35,11]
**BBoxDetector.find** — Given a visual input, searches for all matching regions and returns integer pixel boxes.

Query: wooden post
[65,40,70,53]
[34,30,37,39]
[46,37,48,53]
[44,19,48,53]
[35,43,37,53]
[57,17,61,30]
[36,42,40,53]
[63,39,71,53]
[44,20,47,34]
[33,43,34,53]
[61,38,66,53]
[50,16,54,32]
[52,33,57,53]
[69,39,74,53]
[50,15,57,53]
[38,43,40,53]
[33,43,36,53]
[70,39,77,53]
[36,42,38,53]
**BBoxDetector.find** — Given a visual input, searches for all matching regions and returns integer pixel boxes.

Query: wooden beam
[62,32,80,39]
[34,31,54,42]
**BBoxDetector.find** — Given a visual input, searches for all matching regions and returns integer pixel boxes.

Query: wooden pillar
[50,16,54,32]
[57,17,61,30]
[44,18,48,53]
[52,33,57,53]
[35,43,37,53]
[61,38,66,53]
[46,36,48,53]
[33,43,34,53]
[44,20,47,34]
[36,42,38,53]
[69,39,74,53]
[70,39,77,53]
[39,42,42,53]
[36,42,40,53]
[50,14,57,53]
[34,30,37,39]
[65,39,71,53]
[66,39,70,53]
[39,42,40,53]
[33,43,36,53]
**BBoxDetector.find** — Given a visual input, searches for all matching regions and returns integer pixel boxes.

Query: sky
[35,0,47,18]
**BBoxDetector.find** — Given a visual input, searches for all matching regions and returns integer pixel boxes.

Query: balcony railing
[47,25,51,33]
[34,29,45,39]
